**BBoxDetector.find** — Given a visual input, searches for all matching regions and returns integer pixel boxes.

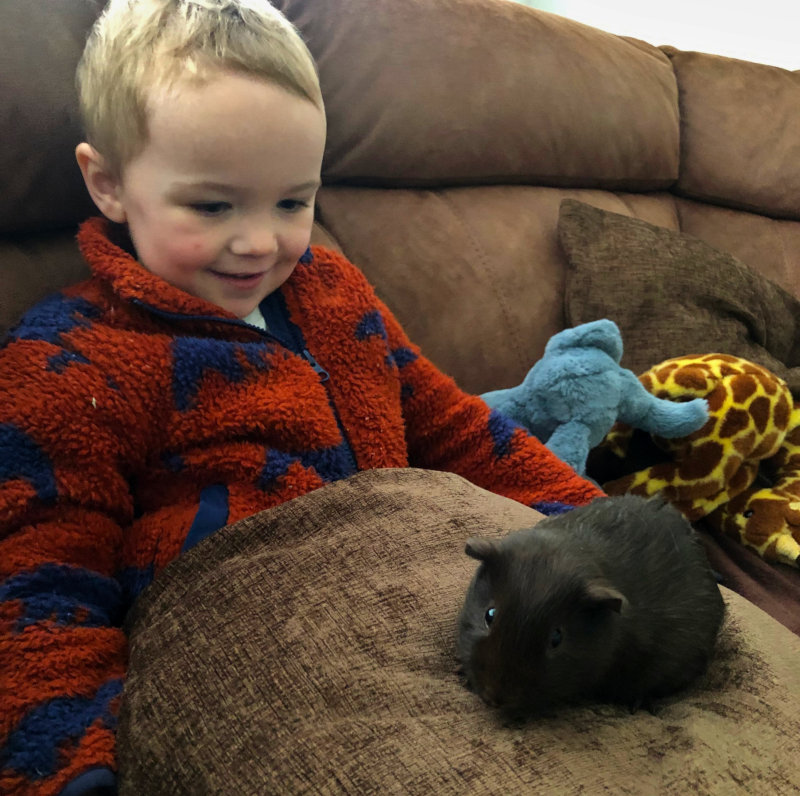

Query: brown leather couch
[5,0,800,382]
[4,0,800,627]
[5,0,800,792]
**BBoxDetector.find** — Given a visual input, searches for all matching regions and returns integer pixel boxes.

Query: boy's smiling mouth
[210,269,266,288]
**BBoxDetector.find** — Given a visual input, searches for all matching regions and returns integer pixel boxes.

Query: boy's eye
[277,199,310,212]
[189,202,231,216]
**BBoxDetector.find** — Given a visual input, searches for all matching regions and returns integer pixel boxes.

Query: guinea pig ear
[465,537,498,562]
[584,582,628,614]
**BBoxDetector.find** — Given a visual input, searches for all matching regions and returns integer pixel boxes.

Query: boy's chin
[230,301,263,320]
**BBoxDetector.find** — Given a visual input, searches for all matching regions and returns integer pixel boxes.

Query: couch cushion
[276,0,678,190]
[666,49,800,220]
[0,0,99,234]
[675,198,800,298]
[119,468,800,794]
[561,199,800,397]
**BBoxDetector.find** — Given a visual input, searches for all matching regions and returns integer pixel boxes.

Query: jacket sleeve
[374,297,604,510]
[0,311,133,795]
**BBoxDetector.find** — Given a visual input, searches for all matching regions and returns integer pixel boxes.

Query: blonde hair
[76,0,323,176]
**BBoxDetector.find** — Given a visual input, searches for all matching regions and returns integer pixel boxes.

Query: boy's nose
[229,222,278,258]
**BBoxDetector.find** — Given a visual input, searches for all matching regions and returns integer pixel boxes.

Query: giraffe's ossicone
[600,354,800,566]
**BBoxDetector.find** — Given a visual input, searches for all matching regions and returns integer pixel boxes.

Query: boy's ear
[75,143,127,223]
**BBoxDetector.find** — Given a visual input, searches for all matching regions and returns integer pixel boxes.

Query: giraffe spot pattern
[733,431,756,457]
[601,355,798,565]
[672,365,709,391]
[751,430,780,459]
[749,395,770,434]
[708,353,739,364]
[731,375,758,404]
[706,384,728,413]
[719,407,750,438]
[677,440,723,480]
[722,454,744,485]
[774,394,791,429]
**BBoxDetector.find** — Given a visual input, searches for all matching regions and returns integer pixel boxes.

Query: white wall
[513,0,799,70]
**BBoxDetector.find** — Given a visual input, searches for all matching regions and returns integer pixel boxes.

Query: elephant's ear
[546,320,622,362]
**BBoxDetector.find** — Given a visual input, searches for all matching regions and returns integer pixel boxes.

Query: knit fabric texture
[118,468,800,795]
[0,218,601,794]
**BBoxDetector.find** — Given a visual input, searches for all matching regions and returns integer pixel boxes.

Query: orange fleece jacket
[0,218,602,794]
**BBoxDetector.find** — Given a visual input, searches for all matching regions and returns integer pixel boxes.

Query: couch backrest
[2,0,799,392]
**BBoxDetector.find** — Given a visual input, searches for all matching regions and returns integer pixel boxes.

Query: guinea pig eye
[549,628,563,649]
[484,606,496,627]
[743,509,755,519]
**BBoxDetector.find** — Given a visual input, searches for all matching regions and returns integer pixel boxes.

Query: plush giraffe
[598,355,797,557]
[707,404,800,566]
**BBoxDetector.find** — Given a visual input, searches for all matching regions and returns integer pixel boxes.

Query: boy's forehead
[143,71,326,161]
[126,72,325,193]
[146,71,322,127]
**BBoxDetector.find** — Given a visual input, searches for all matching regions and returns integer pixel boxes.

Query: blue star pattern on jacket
[1,563,123,632]
[171,337,274,411]
[2,679,122,781]
[258,442,357,489]
[355,310,420,372]
[355,309,388,342]
[8,294,100,347]
[487,409,520,458]
[0,423,58,503]
[390,346,418,370]
[46,350,91,374]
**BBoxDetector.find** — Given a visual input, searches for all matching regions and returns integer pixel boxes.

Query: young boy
[0,1,602,793]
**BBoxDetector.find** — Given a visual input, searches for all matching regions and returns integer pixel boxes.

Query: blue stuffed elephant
[481,319,708,476]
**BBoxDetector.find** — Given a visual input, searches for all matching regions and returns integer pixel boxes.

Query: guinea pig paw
[627,695,659,716]
[499,710,529,728]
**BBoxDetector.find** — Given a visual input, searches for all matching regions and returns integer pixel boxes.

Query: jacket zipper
[130,297,357,471]
[260,294,357,472]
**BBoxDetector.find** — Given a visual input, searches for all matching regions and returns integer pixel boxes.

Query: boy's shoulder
[295,243,377,294]
[3,281,107,348]
[305,243,364,274]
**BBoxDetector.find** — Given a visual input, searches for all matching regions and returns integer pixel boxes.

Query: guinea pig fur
[457,494,725,717]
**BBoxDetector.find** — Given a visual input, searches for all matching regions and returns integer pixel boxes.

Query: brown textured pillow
[118,468,800,794]
[560,199,800,396]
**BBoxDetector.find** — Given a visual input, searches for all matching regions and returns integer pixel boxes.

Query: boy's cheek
[288,214,315,258]
[165,237,218,269]
[150,220,217,264]
[133,232,213,275]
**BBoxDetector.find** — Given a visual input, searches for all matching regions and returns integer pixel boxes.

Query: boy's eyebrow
[168,180,239,195]
[290,180,322,192]
[169,179,322,193]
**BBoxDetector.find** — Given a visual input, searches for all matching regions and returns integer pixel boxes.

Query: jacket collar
[76,217,241,319]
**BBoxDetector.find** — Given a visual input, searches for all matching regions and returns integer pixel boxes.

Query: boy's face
[85,72,326,318]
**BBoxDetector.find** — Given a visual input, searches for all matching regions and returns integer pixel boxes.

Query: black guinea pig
[457,494,725,717]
